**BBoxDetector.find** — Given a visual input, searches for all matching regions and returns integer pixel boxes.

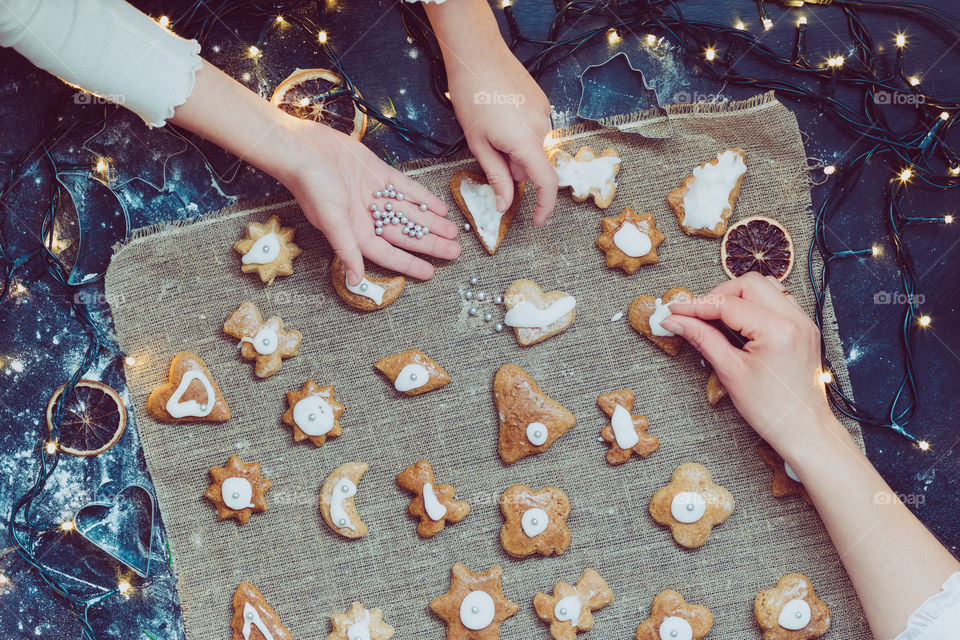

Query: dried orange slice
[721,215,794,281]
[46,380,127,456]
[270,68,367,140]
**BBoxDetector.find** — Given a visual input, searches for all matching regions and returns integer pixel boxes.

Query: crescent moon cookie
[667,148,747,238]
[231,582,294,640]
[706,371,727,405]
[147,351,230,423]
[281,380,345,447]
[375,349,451,396]
[204,455,272,525]
[327,602,395,640]
[757,442,811,504]
[494,364,577,465]
[549,146,621,208]
[628,287,694,356]
[429,563,519,640]
[223,301,301,378]
[450,170,525,255]
[635,590,713,640]
[320,462,368,538]
[233,215,302,285]
[330,255,405,311]
[598,389,659,465]
[649,462,734,549]
[499,484,571,558]
[534,569,613,640]
[503,279,576,346]
[397,460,470,538]
[596,207,666,273]
[755,574,831,640]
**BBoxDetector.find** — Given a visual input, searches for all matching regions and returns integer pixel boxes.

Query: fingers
[314,209,364,286]
[381,201,459,240]
[471,139,515,212]
[707,272,795,313]
[660,315,743,377]
[379,222,462,261]
[511,143,558,225]
[391,173,449,217]
[668,295,775,340]
[362,237,437,280]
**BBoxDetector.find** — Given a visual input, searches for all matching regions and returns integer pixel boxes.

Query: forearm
[424,0,512,71]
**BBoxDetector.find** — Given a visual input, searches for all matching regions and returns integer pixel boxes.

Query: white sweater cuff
[895,572,960,640]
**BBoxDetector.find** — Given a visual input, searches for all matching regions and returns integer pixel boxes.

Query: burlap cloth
[105,92,872,639]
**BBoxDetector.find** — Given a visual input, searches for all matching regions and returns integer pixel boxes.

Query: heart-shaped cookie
[330,256,405,311]
[628,287,693,356]
[74,484,155,577]
[503,279,576,346]
[450,170,525,255]
[494,364,576,464]
[146,352,230,423]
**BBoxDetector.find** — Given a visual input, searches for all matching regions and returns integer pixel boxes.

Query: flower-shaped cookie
[330,256,405,311]
[598,389,659,465]
[494,364,577,464]
[396,460,470,538]
[223,301,301,378]
[757,442,811,504]
[635,590,713,640]
[503,279,576,346]
[499,485,571,558]
[146,351,230,423]
[550,146,621,208]
[755,574,831,640]
[320,462,368,538]
[375,349,450,396]
[649,463,734,549]
[281,380,345,447]
[430,563,518,640]
[628,287,694,356]
[234,215,302,285]
[596,207,666,274]
[327,602,394,640]
[667,149,747,238]
[706,371,727,405]
[534,569,613,640]
[231,582,293,640]
[204,455,272,525]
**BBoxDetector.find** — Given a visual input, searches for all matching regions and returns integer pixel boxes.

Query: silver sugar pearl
[341,484,350,493]
[495,323,504,332]
[387,183,394,190]
[261,337,272,346]
[533,430,542,439]
[397,193,404,200]
[476,292,486,301]
[559,608,567,616]
[369,204,377,211]
[686,503,695,511]
[373,211,381,219]
[391,217,400,225]
[530,518,539,526]
[469,307,478,316]
[483,313,493,322]
[400,216,408,224]
[796,612,803,619]
[360,283,368,291]
[385,203,393,211]
[416,230,425,238]
[465,291,474,300]
[422,226,429,234]
[232,492,241,499]
[494,295,503,304]
[470,276,479,285]
[375,227,384,235]
[246,612,255,621]
[463,223,472,232]
[262,245,270,253]
[338,518,347,526]
[670,631,678,638]
[409,373,418,381]
[308,413,317,421]
[471,606,479,614]
[375,190,382,198]
[419,203,428,211]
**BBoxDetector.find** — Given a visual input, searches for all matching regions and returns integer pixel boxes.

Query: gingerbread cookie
[450,170,525,254]
[534,569,613,640]
[281,380,345,447]
[430,563,518,640]
[628,287,694,356]
[503,279,576,346]
[223,301,301,378]
[550,146,621,208]
[375,349,450,396]
[598,389,659,464]
[668,149,747,238]
[494,364,576,464]
[706,371,727,406]
[755,574,831,640]
[327,602,395,640]
[320,462,368,538]
[330,256,405,311]
[635,590,713,640]
[499,484,571,558]
[397,460,470,538]
[596,207,666,274]
[231,582,293,640]
[204,455,272,525]
[233,215,302,285]
[649,463,734,549]
[147,351,230,423]
[758,442,811,504]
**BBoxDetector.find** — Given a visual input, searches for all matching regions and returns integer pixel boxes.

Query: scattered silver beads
[470,276,479,285]
[483,313,493,322]
[419,203,428,211]
[464,291,474,300]
[463,223,472,232]
[494,295,503,304]
[468,307,478,316]
[495,323,504,332]
[476,291,486,301]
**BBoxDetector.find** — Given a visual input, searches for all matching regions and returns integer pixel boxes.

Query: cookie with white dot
[758,442,811,504]
[499,484,571,558]
[494,364,576,465]
[330,256,405,311]
[281,380,345,447]
[204,455,272,525]
[319,462,368,538]
[533,569,613,639]
[146,351,230,423]
[649,462,734,549]
[231,582,293,640]
[628,287,694,356]
[396,460,470,537]
[327,601,394,640]
[223,301,301,378]
[754,574,830,640]
[635,590,713,640]
[233,215,302,285]
[429,563,518,640]
[375,349,450,396]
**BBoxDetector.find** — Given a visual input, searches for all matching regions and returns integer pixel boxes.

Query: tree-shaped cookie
[146,351,230,423]
[499,484,571,558]
[223,301,301,378]
[493,364,576,464]
[375,349,450,396]
[205,455,272,525]
[396,460,470,538]
[281,380,345,447]
[649,463,734,549]
[758,442,811,504]
[596,207,666,274]
[534,569,613,640]
[598,389,659,465]
[635,590,713,640]
[430,563,518,640]
[234,215,302,285]
[231,582,293,640]
[628,287,694,356]
[755,574,831,640]
[326,602,395,640]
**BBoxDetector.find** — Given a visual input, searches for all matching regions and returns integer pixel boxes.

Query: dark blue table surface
[1,1,958,638]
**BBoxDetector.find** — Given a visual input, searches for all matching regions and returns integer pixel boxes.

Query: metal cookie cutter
[74,483,157,577]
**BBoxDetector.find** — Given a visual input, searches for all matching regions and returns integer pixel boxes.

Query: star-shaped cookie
[596,207,665,274]
[598,389,659,465]
[396,460,470,538]
[635,590,713,640]
[146,351,230,423]
[430,563,518,640]
[499,484,571,558]
[534,569,613,640]
[327,602,395,640]
[281,380,345,447]
[231,582,293,640]
[755,574,831,640]
[628,287,694,356]
[493,364,577,465]
[234,215,302,285]
[204,455,272,525]
[758,442,811,504]
[223,301,301,378]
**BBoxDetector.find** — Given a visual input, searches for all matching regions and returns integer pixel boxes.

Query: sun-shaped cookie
[281,380,345,447]
[204,455,272,524]
[223,301,301,378]
[430,563,519,640]
[596,207,665,274]
[234,215,302,285]
[598,389,659,465]
[534,569,613,640]
[327,602,395,640]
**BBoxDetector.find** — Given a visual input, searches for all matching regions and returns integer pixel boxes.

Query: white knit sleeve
[0,0,201,127]
[894,573,960,640]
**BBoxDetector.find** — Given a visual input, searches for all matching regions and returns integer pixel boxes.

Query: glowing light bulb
[118,580,132,596]
[819,370,833,385]
[275,15,284,23]
[705,47,716,61]
[318,31,328,44]
[298,97,310,107]
[940,111,950,121]
[124,356,136,366]
[909,76,920,86]
[828,56,844,68]
[797,16,807,26]
[646,33,657,45]
[45,441,58,454]
[895,34,906,48]
[735,21,746,30]
[607,29,621,44]
[95,158,108,174]
[248,45,261,57]
[158,16,170,28]
[950,167,960,177]
[917,440,931,451]
[501,0,512,6]
[443,91,451,100]
[824,165,836,175]
[918,315,931,327]
[899,168,913,182]
[0,573,8,586]
[763,18,773,30]
[945,214,955,223]
[871,244,882,257]
[60,520,75,532]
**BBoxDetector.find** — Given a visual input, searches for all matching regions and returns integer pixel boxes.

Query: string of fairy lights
[0,0,957,635]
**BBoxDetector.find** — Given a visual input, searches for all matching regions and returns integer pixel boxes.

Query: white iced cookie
[504,297,577,331]
[669,149,747,237]
[649,298,676,337]
[375,350,451,396]
[526,422,549,446]
[241,232,281,265]
[550,146,621,208]
[520,508,549,537]
[221,477,255,511]
[394,363,429,392]
[610,404,640,449]
[659,616,694,640]
[422,482,448,521]
[165,370,215,419]
[320,462,368,538]
[670,491,707,524]
[554,595,582,626]
[778,599,812,630]
[460,591,496,630]
[240,327,279,355]
[503,279,577,346]
[292,395,334,437]
[614,222,653,257]
[346,277,386,305]
[459,178,503,252]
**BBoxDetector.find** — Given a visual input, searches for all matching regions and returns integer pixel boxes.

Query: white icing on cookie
[242,232,281,265]
[554,153,620,200]
[422,482,447,521]
[165,370,215,418]
[784,462,801,483]
[778,598,812,630]
[347,610,371,640]
[395,363,429,392]
[292,395,334,436]
[649,298,676,337]
[671,491,707,523]
[460,178,504,251]
[240,327,279,355]
[330,477,357,530]
[659,616,693,640]
[611,404,640,449]
[459,590,496,630]
[526,422,548,446]
[521,507,549,537]
[613,222,652,257]
[242,602,275,640]
[681,150,747,231]
[346,276,385,305]
[554,595,582,626]
[504,296,576,330]
[221,477,255,511]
